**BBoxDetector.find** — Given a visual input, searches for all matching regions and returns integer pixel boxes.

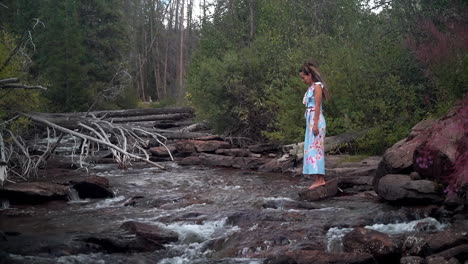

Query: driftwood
[0,78,47,90]
[22,113,166,169]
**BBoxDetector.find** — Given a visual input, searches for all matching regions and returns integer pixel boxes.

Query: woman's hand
[313,124,319,136]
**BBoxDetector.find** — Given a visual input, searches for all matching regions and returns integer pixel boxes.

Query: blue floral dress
[303,82,326,175]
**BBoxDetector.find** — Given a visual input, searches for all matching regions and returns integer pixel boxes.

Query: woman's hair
[300,61,330,101]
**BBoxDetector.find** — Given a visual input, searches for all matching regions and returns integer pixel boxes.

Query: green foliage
[34,0,89,112]
[1,0,133,113]
[187,0,465,154]
[0,30,44,131]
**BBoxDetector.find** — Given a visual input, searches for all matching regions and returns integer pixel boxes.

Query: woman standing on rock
[299,61,329,189]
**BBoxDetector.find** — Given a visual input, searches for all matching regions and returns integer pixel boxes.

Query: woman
[299,62,330,189]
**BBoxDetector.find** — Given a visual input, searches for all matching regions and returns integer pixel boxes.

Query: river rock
[400,256,426,264]
[413,101,467,183]
[149,144,177,157]
[373,120,435,190]
[174,140,231,154]
[264,250,375,264]
[376,174,443,203]
[0,182,68,204]
[215,148,253,157]
[298,179,338,201]
[192,140,231,152]
[262,199,320,210]
[426,256,460,264]
[81,233,165,253]
[175,140,197,154]
[337,176,373,189]
[426,228,468,254]
[342,227,399,262]
[179,153,266,169]
[120,221,178,244]
[71,176,114,199]
[427,244,468,263]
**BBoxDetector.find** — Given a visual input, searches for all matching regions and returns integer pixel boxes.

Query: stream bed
[0,160,449,264]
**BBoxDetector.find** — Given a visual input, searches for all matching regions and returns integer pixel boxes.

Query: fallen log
[31,107,194,120]
[30,110,194,129]
[151,129,213,140]
[283,130,368,159]
[108,113,192,123]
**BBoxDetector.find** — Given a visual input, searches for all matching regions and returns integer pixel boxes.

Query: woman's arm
[313,83,323,136]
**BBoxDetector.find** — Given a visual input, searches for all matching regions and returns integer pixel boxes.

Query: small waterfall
[1,199,9,209]
[157,218,245,264]
[326,217,448,253]
[66,188,91,204]
[67,188,81,201]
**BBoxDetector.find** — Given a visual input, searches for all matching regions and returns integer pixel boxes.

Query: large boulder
[0,182,69,204]
[373,120,434,190]
[71,176,114,199]
[376,174,443,203]
[374,98,467,201]
[342,227,399,262]
[120,221,179,245]
[413,105,467,183]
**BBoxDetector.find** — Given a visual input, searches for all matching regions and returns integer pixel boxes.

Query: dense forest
[0,0,466,154]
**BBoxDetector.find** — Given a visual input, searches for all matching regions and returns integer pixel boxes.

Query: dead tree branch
[22,113,166,170]
[0,78,47,90]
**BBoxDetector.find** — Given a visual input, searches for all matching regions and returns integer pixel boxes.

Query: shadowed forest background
[1,0,466,154]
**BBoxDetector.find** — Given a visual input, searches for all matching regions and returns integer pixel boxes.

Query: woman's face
[300,72,313,85]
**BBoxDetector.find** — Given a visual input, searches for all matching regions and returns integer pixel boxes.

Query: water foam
[157,218,241,264]
[1,199,9,209]
[326,217,447,252]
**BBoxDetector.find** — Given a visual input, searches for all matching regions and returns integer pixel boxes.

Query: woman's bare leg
[308,174,326,189]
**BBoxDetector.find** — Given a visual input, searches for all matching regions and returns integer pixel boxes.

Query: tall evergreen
[36,0,88,111]
[78,0,129,109]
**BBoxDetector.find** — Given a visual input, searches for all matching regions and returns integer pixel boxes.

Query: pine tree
[36,0,88,111]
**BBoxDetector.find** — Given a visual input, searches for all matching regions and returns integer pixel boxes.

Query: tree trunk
[178,0,185,96]
[249,0,255,42]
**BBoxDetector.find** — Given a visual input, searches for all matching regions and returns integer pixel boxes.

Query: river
[0,159,447,264]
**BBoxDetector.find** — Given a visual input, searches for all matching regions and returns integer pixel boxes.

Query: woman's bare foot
[307,175,326,189]
[307,181,326,189]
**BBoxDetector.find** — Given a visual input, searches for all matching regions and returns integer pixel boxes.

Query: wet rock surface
[71,176,114,199]
[0,182,69,204]
[377,174,443,203]
[342,227,399,262]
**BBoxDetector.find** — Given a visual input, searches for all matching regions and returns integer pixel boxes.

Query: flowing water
[0,161,447,264]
